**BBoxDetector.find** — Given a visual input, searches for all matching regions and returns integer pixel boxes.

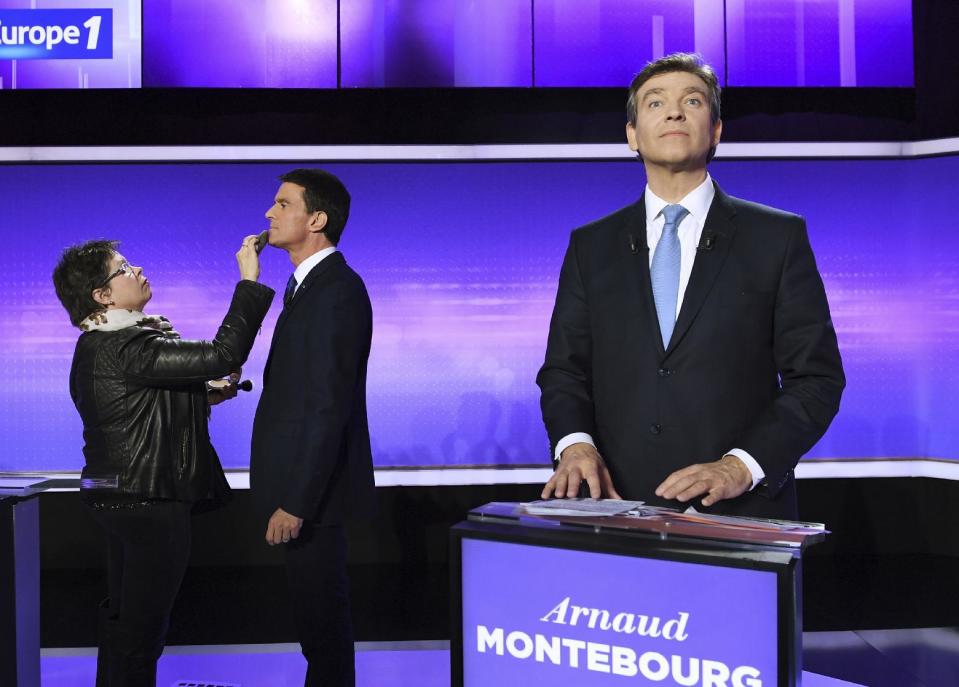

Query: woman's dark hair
[52,239,118,326]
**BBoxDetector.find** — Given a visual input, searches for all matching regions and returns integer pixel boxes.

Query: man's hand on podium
[655,454,752,507]
[542,443,622,500]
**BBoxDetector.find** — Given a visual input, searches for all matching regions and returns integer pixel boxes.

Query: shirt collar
[644,173,715,225]
[292,246,338,286]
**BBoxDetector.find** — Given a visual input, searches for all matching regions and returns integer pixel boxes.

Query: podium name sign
[461,538,777,686]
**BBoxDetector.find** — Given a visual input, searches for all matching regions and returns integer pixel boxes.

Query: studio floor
[38,628,959,687]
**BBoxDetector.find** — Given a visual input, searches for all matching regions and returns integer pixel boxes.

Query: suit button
[649,423,662,435]
[658,367,671,377]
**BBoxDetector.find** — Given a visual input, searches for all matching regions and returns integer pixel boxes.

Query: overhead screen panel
[0,0,140,88]
[726,0,914,86]
[533,0,725,87]
[142,0,337,88]
[0,1,914,89]
[1,156,956,472]
[341,0,532,87]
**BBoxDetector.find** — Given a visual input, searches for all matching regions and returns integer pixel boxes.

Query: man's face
[99,252,151,311]
[626,70,722,173]
[264,182,318,251]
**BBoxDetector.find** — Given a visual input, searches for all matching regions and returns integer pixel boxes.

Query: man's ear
[711,118,723,148]
[309,211,329,235]
[91,287,113,307]
[626,122,639,152]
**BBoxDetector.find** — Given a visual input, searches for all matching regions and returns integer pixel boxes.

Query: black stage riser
[38,477,959,647]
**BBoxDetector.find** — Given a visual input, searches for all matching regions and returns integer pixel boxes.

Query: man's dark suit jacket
[536,183,844,519]
[250,251,376,525]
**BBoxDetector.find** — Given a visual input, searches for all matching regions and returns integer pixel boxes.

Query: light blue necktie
[650,204,689,347]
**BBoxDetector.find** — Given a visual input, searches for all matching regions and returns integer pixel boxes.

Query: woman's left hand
[207,369,242,406]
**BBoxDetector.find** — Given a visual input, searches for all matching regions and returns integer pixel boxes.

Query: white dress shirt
[290,246,338,296]
[554,175,765,490]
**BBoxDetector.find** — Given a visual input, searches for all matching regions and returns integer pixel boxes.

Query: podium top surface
[466,501,828,553]
[0,476,55,498]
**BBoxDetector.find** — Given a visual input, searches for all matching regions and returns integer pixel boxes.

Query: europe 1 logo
[0,9,113,60]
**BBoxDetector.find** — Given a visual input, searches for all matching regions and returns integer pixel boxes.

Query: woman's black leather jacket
[68,280,274,507]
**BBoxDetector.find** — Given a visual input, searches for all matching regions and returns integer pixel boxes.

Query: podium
[0,480,44,687]
[450,502,826,687]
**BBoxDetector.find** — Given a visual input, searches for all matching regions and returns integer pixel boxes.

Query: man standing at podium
[537,53,844,519]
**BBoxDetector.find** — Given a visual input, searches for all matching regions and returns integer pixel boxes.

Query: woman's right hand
[237,235,261,282]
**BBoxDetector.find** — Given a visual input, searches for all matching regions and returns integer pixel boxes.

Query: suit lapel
[264,251,345,383]
[665,183,738,355]
[617,199,669,357]
[273,251,344,335]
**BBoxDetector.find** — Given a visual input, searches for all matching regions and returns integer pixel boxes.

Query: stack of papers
[522,498,646,517]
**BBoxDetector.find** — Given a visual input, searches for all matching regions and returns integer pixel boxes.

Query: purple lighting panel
[726,0,914,86]
[143,0,337,88]
[2,157,958,473]
[0,0,140,89]
[533,0,725,87]
[341,0,532,87]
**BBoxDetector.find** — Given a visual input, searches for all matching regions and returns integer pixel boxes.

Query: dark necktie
[283,274,297,308]
[650,204,689,347]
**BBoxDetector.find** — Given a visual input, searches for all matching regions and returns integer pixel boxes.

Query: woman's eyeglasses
[94,262,134,290]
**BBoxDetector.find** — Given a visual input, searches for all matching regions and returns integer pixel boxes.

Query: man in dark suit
[250,169,376,686]
[537,54,844,519]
